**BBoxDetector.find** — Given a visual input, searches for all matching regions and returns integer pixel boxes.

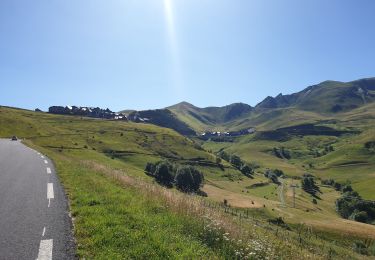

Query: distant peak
[177,101,194,106]
[168,101,197,109]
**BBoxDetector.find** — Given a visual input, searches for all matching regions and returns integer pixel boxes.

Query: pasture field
[1,106,374,259]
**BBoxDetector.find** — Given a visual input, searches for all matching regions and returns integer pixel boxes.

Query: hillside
[1,106,374,258]
[133,77,375,133]
[127,109,196,136]
[167,102,253,132]
[256,78,375,113]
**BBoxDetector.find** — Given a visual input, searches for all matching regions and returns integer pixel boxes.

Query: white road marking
[47,183,54,199]
[37,152,40,155]
[42,227,46,237]
[37,239,53,260]
[41,155,44,158]
[46,168,51,174]
[48,199,51,208]
[44,160,48,164]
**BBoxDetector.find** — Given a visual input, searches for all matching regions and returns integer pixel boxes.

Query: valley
[1,78,375,259]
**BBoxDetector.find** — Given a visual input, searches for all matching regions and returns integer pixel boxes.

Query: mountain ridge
[122,77,375,134]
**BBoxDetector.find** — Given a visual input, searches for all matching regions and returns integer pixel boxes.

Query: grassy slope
[201,103,375,241]
[0,107,229,258]
[0,106,373,259]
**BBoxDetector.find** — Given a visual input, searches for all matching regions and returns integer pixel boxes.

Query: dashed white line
[47,183,54,199]
[46,168,51,174]
[44,160,48,164]
[41,155,45,159]
[42,227,46,237]
[37,239,53,260]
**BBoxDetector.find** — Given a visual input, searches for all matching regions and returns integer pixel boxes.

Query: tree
[230,155,242,169]
[342,185,353,193]
[218,150,230,161]
[240,164,253,177]
[273,169,284,177]
[334,182,342,191]
[215,157,222,164]
[154,161,175,187]
[264,170,280,185]
[175,166,204,193]
[144,162,156,175]
[301,176,319,195]
[350,210,368,223]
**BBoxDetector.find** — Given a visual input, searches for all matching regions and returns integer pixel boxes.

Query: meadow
[1,106,374,259]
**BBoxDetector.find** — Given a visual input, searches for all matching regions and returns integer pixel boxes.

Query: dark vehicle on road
[11,136,18,141]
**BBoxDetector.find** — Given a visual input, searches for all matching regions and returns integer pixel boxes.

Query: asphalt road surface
[0,139,75,260]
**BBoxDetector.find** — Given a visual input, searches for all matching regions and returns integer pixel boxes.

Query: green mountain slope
[167,102,253,133]
[256,78,375,113]
[127,109,196,135]
[160,78,375,133]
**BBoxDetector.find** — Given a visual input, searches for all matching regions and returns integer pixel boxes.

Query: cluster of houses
[48,106,127,120]
[200,128,255,139]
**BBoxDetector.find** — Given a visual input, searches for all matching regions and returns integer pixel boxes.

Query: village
[48,106,127,120]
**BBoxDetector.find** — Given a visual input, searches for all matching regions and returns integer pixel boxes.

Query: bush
[333,182,342,191]
[215,157,222,164]
[144,162,156,176]
[217,150,230,161]
[321,179,335,186]
[273,169,284,177]
[175,166,204,193]
[230,155,243,169]
[342,185,353,193]
[301,175,319,195]
[336,191,375,224]
[240,164,253,177]
[264,170,280,185]
[364,141,375,152]
[350,210,368,223]
[154,161,175,187]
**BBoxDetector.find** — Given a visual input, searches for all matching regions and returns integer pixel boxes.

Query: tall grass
[82,160,361,259]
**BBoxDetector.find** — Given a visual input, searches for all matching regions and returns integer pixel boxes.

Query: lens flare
[163,0,183,96]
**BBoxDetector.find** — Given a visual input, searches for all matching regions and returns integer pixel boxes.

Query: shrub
[273,169,284,177]
[333,182,342,191]
[301,176,319,195]
[321,179,335,186]
[144,162,156,176]
[230,155,242,169]
[342,185,353,193]
[364,141,375,152]
[215,157,222,164]
[240,164,253,177]
[350,210,368,223]
[154,161,175,187]
[217,150,230,161]
[264,170,280,185]
[175,166,204,193]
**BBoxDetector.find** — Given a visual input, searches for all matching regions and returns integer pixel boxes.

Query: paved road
[0,139,75,260]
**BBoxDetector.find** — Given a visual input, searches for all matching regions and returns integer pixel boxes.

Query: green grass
[1,106,374,259]
[50,153,217,259]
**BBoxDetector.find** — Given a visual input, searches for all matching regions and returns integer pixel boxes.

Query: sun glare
[163,0,183,96]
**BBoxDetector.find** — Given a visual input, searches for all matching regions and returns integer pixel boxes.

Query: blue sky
[1,0,375,111]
